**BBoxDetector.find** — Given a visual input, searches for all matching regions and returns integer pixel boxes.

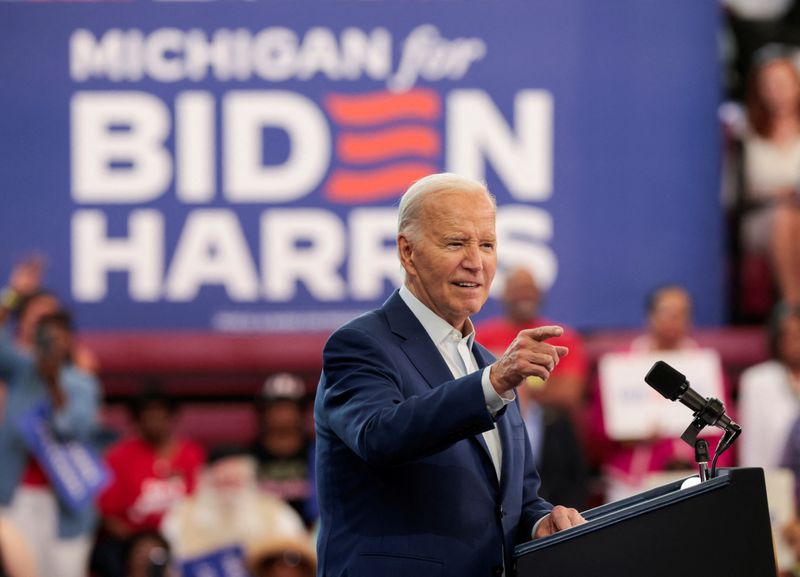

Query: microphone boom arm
[680,396,727,446]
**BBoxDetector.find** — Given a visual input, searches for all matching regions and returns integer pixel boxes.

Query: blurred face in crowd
[35,321,72,365]
[20,294,59,347]
[779,315,800,370]
[260,401,306,457]
[399,188,497,332]
[137,402,176,447]
[648,287,692,350]
[125,534,171,577]
[205,455,256,507]
[503,268,542,325]
[757,59,800,116]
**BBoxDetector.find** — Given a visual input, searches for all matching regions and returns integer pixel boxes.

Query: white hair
[397,173,495,241]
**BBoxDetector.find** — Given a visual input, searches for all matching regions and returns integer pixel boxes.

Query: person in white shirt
[739,303,800,469]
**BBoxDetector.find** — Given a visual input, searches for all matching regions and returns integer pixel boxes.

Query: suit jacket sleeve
[320,325,497,467]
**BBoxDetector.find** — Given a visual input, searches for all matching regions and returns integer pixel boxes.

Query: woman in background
[741,47,800,307]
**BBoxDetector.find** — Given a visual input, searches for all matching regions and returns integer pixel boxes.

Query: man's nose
[462,244,483,270]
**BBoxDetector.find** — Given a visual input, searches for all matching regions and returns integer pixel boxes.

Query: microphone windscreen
[644,360,687,401]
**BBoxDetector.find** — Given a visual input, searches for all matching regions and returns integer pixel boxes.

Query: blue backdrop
[0,0,723,332]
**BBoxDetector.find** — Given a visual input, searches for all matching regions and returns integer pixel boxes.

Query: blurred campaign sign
[16,402,109,513]
[599,349,726,441]
[180,546,250,577]
[0,0,722,332]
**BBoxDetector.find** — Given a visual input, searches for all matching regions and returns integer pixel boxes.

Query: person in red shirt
[477,267,588,414]
[92,385,204,577]
[476,267,590,509]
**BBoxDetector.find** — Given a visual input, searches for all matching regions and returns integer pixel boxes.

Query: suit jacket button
[492,564,503,576]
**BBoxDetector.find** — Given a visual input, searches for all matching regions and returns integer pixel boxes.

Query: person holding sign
[314,173,584,577]
[594,285,733,502]
[0,307,100,577]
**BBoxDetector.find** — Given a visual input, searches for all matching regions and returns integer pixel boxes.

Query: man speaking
[314,173,585,576]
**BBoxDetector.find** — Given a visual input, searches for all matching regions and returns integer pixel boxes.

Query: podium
[514,468,778,577]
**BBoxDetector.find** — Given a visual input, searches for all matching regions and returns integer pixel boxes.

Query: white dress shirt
[399,285,514,479]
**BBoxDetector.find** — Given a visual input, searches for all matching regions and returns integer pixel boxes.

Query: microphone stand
[694,439,710,483]
[678,396,741,480]
[644,360,742,481]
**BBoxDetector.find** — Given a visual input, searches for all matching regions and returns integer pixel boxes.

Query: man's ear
[397,234,416,275]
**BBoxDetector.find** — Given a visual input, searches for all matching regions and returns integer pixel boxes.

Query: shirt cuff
[531,514,549,539]
[481,367,515,415]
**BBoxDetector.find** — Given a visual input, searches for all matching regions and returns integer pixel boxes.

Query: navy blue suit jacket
[314,291,553,577]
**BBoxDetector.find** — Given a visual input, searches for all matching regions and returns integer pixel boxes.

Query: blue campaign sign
[180,546,250,577]
[16,402,109,513]
[0,1,723,332]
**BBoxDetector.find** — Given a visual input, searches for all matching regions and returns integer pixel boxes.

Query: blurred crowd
[3,251,800,576]
[0,258,318,577]
[6,4,800,575]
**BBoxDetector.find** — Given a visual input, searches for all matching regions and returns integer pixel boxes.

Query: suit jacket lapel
[496,404,517,498]
[383,291,457,390]
[383,291,501,488]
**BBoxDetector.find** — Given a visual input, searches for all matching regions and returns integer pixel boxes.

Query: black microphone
[644,360,740,435]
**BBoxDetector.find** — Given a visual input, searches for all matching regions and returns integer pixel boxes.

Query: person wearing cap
[249,373,316,525]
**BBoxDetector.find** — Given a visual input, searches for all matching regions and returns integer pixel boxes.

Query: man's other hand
[534,505,586,539]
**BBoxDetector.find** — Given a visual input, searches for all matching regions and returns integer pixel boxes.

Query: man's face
[399,188,497,331]
[503,269,541,324]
